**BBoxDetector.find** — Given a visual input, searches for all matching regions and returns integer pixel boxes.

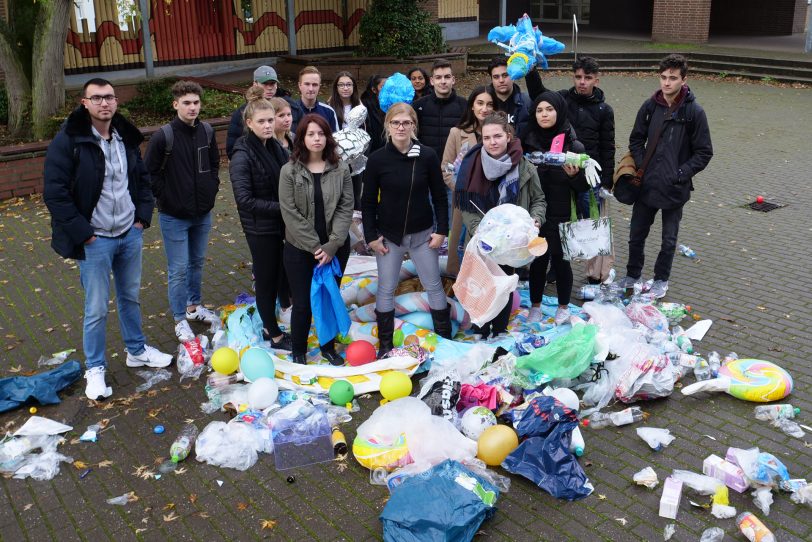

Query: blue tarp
[311,258,351,346]
[0,361,82,413]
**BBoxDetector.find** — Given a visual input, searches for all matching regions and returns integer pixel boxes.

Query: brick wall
[424,0,439,22]
[710,0,804,35]
[791,0,809,33]
[652,0,712,43]
[0,119,230,201]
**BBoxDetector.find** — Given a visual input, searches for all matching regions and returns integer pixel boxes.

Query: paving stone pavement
[0,73,810,541]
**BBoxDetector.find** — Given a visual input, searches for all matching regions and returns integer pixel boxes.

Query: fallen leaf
[73,461,89,470]
[174,467,187,475]
[260,519,278,531]
[197,512,210,519]
[615,517,627,526]
[183,418,196,425]
[97,460,114,468]
[189,494,198,504]
[597,494,606,500]
[8,365,21,373]
[236,502,249,511]
[163,503,175,511]
[135,528,147,534]
[163,512,179,522]
[147,408,164,419]
[23,503,33,511]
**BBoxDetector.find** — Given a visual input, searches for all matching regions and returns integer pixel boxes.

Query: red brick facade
[652,0,712,43]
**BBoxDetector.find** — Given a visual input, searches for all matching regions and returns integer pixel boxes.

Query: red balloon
[756,195,764,204]
[346,340,377,366]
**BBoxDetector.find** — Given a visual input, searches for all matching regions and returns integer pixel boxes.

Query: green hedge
[359,0,445,58]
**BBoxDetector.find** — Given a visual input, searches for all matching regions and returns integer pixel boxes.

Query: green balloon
[393,329,405,347]
[329,380,354,406]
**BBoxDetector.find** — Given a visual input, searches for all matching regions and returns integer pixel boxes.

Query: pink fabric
[456,383,499,411]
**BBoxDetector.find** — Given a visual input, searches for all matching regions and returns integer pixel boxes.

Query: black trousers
[627,200,683,282]
[474,265,513,336]
[530,253,573,306]
[283,239,350,356]
[245,234,288,337]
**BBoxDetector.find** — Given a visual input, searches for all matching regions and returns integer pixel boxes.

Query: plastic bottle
[206,373,244,389]
[736,511,776,542]
[170,424,199,463]
[754,404,800,421]
[678,244,698,260]
[585,407,647,429]
[525,151,591,168]
[722,352,739,365]
[693,359,711,382]
[331,427,348,455]
[707,351,721,377]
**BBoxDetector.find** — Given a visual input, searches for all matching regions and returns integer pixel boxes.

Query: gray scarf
[481,150,520,204]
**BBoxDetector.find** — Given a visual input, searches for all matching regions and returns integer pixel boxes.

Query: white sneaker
[618,275,642,289]
[126,345,173,368]
[528,307,543,323]
[649,280,669,299]
[84,367,112,400]
[186,305,219,324]
[554,307,571,326]
[278,305,292,326]
[174,320,195,342]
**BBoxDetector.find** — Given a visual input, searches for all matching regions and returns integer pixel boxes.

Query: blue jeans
[159,212,212,320]
[79,227,146,370]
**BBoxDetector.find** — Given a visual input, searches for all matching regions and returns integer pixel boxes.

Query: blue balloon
[240,347,276,382]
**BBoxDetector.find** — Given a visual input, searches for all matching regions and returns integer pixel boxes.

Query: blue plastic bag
[380,460,499,542]
[502,395,594,500]
[311,258,351,346]
[225,303,264,346]
[0,361,82,413]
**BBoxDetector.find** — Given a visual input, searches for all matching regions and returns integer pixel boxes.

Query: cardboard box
[659,476,683,519]
[703,454,749,493]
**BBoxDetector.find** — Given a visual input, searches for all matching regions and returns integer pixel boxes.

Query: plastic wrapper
[663,524,675,541]
[416,369,461,422]
[753,452,790,487]
[472,203,547,268]
[752,486,773,516]
[7,434,72,481]
[699,527,725,542]
[772,417,805,438]
[177,335,210,381]
[671,470,723,495]
[790,483,812,505]
[582,302,634,332]
[636,427,675,451]
[712,503,737,518]
[515,324,597,387]
[625,302,668,332]
[36,349,75,367]
[195,421,263,471]
[633,466,659,488]
[615,354,675,403]
[106,493,136,506]
[135,368,172,392]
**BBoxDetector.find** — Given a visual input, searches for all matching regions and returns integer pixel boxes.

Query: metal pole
[138,0,154,77]
[287,0,297,55]
[499,0,506,26]
[805,3,811,53]
[572,15,578,61]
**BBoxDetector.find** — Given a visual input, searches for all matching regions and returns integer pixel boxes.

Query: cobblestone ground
[0,73,810,541]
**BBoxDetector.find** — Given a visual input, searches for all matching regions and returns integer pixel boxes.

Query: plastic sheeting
[0,361,82,413]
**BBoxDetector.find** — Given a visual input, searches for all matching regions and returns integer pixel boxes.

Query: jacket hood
[64,105,144,146]
[652,85,694,107]
[567,86,606,105]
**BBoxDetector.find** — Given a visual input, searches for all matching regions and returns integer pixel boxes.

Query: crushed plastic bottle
[671,326,694,353]
[771,417,805,439]
[584,407,647,429]
[693,359,711,382]
[699,527,725,542]
[206,372,244,389]
[754,404,800,421]
[707,351,721,378]
[737,511,775,542]
[677,244,698,260]
[170,424,199,463]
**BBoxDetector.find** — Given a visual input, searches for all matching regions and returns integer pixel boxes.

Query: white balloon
[248,377,278,410]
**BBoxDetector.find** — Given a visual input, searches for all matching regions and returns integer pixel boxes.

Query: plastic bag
[753,452,790,487]
[416,369,461,422]
[135,368,172,392]
[615,355,675,403]
[752,486,773,516]
[0,360,82,413]
[636,427,675,451]
[625,302,668,332]
[195,421,261,471]
[515,324,598,386]
[671,470,723,495]
[790,483,812,505]
[106,492,137,506]
[453,238,519,327]
[633,466,659,488]
[663,524,675,541]
[582,301,634,332]
[177,335,210,381]
[699,527,725,542]
[9,434,72,481]
[473,204,546,268]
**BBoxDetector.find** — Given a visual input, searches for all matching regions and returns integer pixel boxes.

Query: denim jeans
[159,212,212,320]
[79,227,146,370]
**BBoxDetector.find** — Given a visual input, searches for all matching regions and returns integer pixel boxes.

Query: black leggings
[530,252,573,306]
[245,234,288,337]
[475,265,514,336]
[283,239,350,356]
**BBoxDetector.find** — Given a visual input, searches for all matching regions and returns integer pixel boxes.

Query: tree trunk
[0,28,32,137]
[31,0,71,140]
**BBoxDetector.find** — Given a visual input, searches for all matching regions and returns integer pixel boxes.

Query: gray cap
[253,66,278,83]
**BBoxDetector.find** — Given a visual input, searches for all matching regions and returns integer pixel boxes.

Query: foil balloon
[681,358,793,402]
[488,13,565,80]
[333,105,371,174]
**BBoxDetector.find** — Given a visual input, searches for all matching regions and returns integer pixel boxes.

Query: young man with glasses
[44,78,172,400]
[145,81,221,342]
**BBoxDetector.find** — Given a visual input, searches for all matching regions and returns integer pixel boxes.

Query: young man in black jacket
[145,81,221,341]
[618,54,713,299]
[487,57,532,135]
[44,78,172,400]
[527,57,616,283]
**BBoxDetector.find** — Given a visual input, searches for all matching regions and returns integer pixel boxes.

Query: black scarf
[520,91,574,153]
[245,132,287,192]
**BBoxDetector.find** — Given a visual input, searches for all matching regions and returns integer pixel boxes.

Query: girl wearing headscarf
[520,91,590,325]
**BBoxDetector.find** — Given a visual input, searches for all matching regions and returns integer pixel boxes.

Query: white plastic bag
[636,428,675,451]
[633,466,659,488]
[195,421,259,471]
[10,435,72,481]
[615,355,675,403]
[453,238,518,327]
[671,469,723,495]
[752,486,773,516]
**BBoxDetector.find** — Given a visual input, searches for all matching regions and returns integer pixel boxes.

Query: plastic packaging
[106,492,136,506]
[135,368,172,392]
[736,511,775,542]
[663,524,675,540]
[10,434,73,481]
[659,476,682,519]
[585,407,647,429]
[177,335,210,381]
[37,349,75,367]
[615,354,675,403]
[514,324,598,386]
[207,372,244,389]
[754,404,800,421]
[416,369,461,422]
[671,470,724,495]
[633,466,659,488]
[699,527,724,542]
[79,424,100,443]
[670,326,694,354]
[677,244,698,260]
[195,421,262,471]
[625,302,668,332]
[703,454,749,493]
[636,427,675,451]
[771,417,805,438]
[170,424,199,463]
[790,483,812,505]
[752,486,773,516]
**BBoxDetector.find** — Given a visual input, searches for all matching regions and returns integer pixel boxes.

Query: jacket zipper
[401,160,416,241]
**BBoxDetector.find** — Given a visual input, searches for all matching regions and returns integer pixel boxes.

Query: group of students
[43,52,711,401]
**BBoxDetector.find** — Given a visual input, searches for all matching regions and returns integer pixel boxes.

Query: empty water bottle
[754,404,800,421]
[707,351,721,377]
[678,244,698,260]
[693,359,711,381]
[170,424,199,463]
[585,407,647,429]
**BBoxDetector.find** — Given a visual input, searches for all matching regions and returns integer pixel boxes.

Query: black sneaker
[268,331,292,351]
[322,350,345,366]
[291,353,307,365]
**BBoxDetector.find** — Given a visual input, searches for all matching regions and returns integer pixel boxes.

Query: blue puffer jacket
[43,106,153,260]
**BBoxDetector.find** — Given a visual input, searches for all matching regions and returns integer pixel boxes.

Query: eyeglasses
[389,120,414,129]
[85,95,117,105]
[336,83,353,89]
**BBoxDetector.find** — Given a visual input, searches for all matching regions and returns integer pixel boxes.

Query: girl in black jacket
[362,103,451,357]
[229,88,292,350]
[520,91,590,326]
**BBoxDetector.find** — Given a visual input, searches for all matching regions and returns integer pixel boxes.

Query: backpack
[158,121,214,171]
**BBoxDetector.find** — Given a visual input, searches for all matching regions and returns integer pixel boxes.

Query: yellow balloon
[379,371,412,401]
[211,347,239,375]
[477,425,519,466]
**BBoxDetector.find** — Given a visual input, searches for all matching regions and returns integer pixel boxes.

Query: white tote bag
[452,239,518,327]
[559,191,613,261]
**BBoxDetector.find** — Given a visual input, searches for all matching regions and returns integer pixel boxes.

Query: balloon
[248,377,279,410]
[393,329,405,347]
[460,406,497,440]
[329,380,355,405]
[477,425,519,466]
[240,347,276,382]
[346,340,376,367]
[511,291,521,313]
[211,347,239,375]
[379,371,412,401]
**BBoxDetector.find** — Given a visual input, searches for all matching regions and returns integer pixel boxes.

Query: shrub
[358,0,445,58]
[0,87,7,125]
